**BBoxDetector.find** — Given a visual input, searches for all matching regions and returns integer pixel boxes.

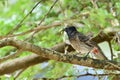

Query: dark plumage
[63,26,107,60]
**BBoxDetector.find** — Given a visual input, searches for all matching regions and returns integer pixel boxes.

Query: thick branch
[91,31,115,43]
[0,42,71,75]
[0,54,47,75]
[58,73,120,79]
[0,38,119,73]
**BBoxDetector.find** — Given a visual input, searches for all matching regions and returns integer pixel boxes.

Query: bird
[63,26,108,60]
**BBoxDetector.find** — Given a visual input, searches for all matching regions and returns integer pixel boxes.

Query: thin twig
[0,19,79,39]
[38,0,59,26]
[90,0,98,9]
[7,0,42,35]
[106,61,120,70]
[28,0,59,39]
[93,69,100,80]
[58,73,120,79]
[14,68,27,80]
[0,49,22,63]
[58,0,65,16]
[108,41,114,60]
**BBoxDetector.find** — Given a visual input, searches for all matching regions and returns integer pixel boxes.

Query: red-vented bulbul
[63,26,108,60]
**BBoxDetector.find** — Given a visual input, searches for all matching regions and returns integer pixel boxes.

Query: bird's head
[63,26,77,35]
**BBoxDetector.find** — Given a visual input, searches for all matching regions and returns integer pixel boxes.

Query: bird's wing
[77,32,108,60]
[77,32,89,42]
[77,32,94,48]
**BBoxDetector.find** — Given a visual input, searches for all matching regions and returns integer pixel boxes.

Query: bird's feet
[64,45,69,54]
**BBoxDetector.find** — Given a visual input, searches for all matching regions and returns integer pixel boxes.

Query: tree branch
[0,42,68,75]
[0,54,47,75]
[0,38,120,76]
[91,31,115,43]
[58,73,120,79]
